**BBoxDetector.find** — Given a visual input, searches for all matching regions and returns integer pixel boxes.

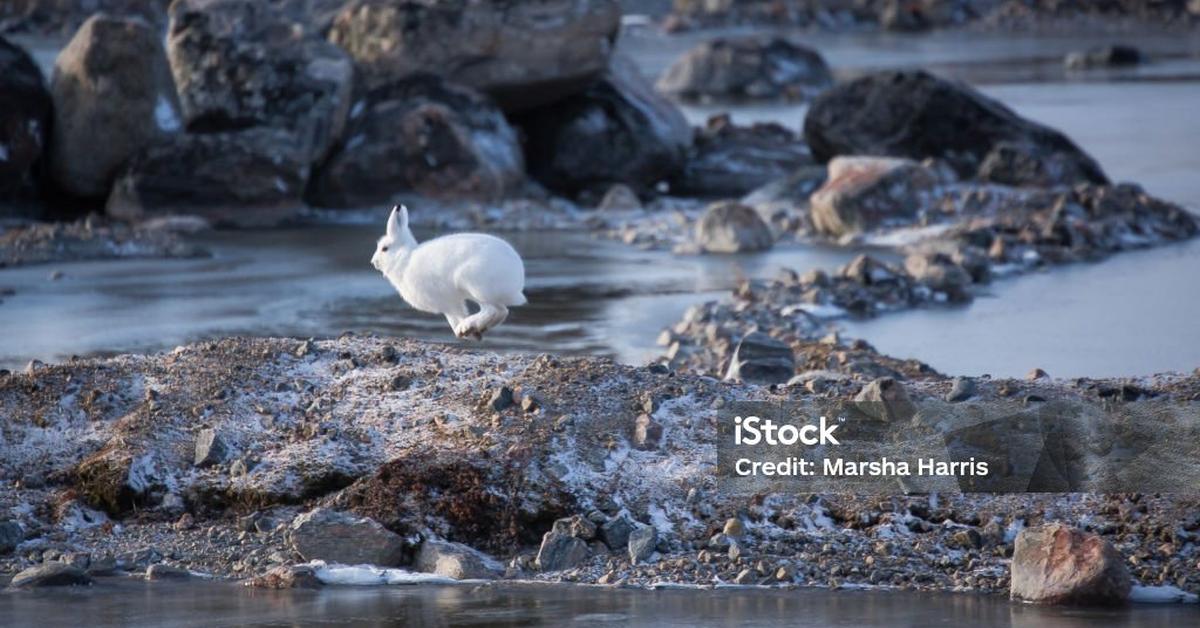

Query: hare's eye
[381,246,389,252]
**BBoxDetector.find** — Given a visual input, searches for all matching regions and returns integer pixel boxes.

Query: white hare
[371,205,527,340]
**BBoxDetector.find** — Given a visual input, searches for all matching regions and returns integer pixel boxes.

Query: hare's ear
[386,205,406,238]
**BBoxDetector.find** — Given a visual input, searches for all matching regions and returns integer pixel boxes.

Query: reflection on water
[0,226,862,370]
[0,580,1196,628]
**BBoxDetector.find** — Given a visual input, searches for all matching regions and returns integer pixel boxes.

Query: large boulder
[535,530,588,571]
[1011,523,1131,606]
[288,507,407,566]
[695,201,774,254]
[167,0,354,166]
[49,15,182,199]
[308,74,524,207]
[516,55,691,196]
[803,71,1108,187]
[656,36,832,102]
[0,35,51,213]
[673,115,816,198]
[809,156,936,237]
[107,127,306,227]
[327,0,621,111]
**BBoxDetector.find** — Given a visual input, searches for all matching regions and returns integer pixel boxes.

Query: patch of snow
[1130,585,1199,604]
[1004,518,1025,544]
[863,223,954,248]
[305,561,460,586]
[782,303,847,319]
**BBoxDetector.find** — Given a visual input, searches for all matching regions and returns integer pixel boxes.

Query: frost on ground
[1,336,1199,597]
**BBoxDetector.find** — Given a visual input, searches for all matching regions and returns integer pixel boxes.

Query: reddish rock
[1011,523,1131,606]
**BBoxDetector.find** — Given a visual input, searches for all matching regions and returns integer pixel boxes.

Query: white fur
[371,205,527,339]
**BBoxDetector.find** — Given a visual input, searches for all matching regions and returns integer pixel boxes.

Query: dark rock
[809,156,936,237]
[804,71,1108,187]
[1011,523,1130,605]
[600,514,635,551]
[9,562,93,588]
[145,563,191,580]
[627,523,657,563]
[328,0,621,111]
[695,201,774,253]
[488,386,515,412]
[724,332,794,384]
[308,74,524,207]
[946,377,976,402]
[107,127,306,227]
[0,520,22,553]
[656,36,832,102]
[673,115,816,198]
[193,428,226,467]
[415,540,503,580]
[535,530,588,571]
[288,507,407,566]
[515,55,691,196]
[49,15,182,199]
[167,0,354,166]
[1065,45,1142,70]
[0,35,51,215]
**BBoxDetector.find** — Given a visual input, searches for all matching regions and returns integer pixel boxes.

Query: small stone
[145,563,191,580]
[724,332,795,384]
[854,377,916,422]
[728,541,744,561]
[249,564,323,589]
[597,570,618,585]
[695,201,774,254]
[520,395,540,413]
[1027,368,1049,381]
[193,428,227,467]
[174,513,195,531]
[946,377,976,402]
[723,517,745,538]
[628,524,657,564]
[633,414,663,450]
[734,568,755,584]
[950,528,983,550]
[9,562,93,588]
[597,183,641,211]
[552,515,598,541]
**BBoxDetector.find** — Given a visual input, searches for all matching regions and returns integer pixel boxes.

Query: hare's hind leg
[455,303,508,340]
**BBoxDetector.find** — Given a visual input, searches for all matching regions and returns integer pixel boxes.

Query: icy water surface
[1,580,1197,628]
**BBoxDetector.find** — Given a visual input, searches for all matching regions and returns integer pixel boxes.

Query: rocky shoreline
[0,335,1198,603]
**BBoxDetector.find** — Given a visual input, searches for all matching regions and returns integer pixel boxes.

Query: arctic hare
[371,205,526,340]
